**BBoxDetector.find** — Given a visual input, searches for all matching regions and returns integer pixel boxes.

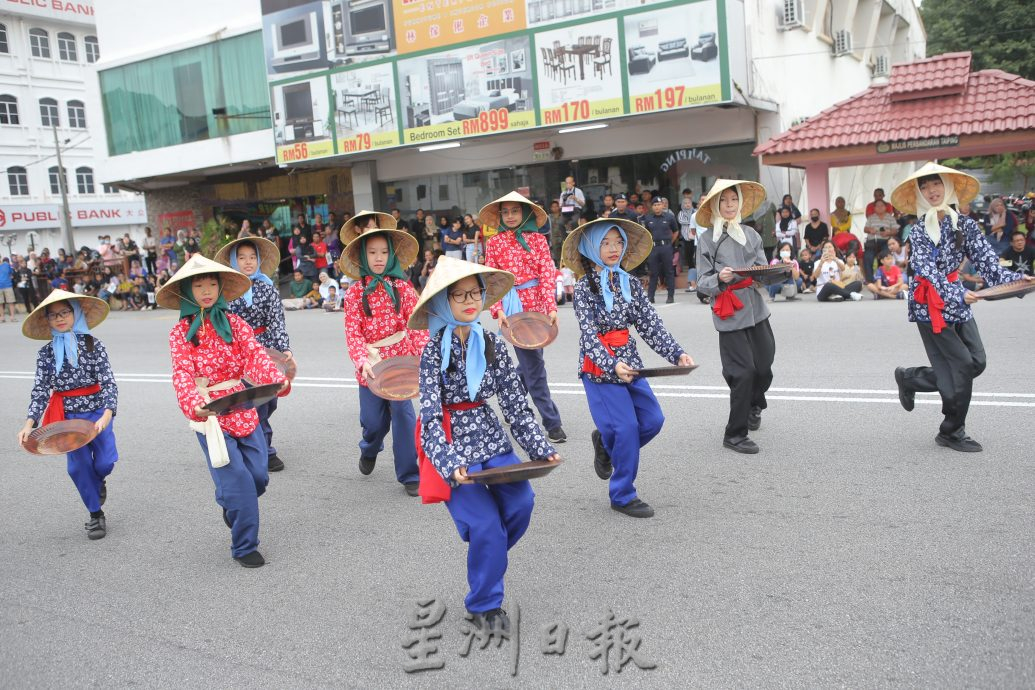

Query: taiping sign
[0,201,147,230]
[659,148,713,173]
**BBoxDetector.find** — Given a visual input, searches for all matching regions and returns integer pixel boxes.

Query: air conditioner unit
[778,0,805,30]
[833,30,853,56]
[873,54,891,77]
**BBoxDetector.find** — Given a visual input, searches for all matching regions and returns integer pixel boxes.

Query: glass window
[8,166,29,195]
[67,100,86,128]
[57,32,77,62]
[102,183,119,194]
[48,166,65,194]
[99,31,270,155]
[29,28,50,59]
[76,166,94,194]
[39,97,59,127]
[0,23,9,54]
[85,35,99,63]
[0,94,18,125]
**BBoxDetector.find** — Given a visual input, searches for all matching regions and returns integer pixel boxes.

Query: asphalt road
[1,289,1033,688]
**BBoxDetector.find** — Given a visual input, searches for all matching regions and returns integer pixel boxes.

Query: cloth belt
[914,271,958,334]
[653,239,670,246]
[41,383,101,427]
[582,329,630,378]
[415,401,485,504]
[188,377,242,469]
[252,326,266,336]
[502,279,539,317]
[712,277,754,320]
[365,330,407,366]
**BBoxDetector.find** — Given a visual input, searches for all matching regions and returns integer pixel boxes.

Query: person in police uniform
[606,193,639,223]
[642,197,680,303]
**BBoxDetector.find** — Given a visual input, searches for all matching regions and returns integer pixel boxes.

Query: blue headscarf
[229,241,274,306]
[51,300,90,374]
[578,222,631,312]
[427,283,486,402]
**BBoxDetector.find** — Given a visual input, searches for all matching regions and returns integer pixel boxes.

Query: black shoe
[222,508,232,529]
[747,407,762,431]
[611,498,655,518]
[472,607,511,632]
[268,454,285,472]
[665,296,674,304]
[99,480,107,506]
[404,482,420,497]
[359,455,376,475]
[935,433,983,452]
[698,293,710,304]
[591,430,613,480]
[234,551,266,568]
[547,427,567,444]
[85,513,106,540]
[894,367,915,412]
[723,436,760,454]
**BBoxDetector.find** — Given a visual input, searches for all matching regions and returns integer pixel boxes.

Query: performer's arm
[342,283,370,373]
[262,283,291,353]
[963,216,1023,288]
[630,280,686,364]
[169,326,206,422]
[400,283,430,353]
[491,334,556,461]
[484,238,504,319]
[236,316,285,387]
[417,340,466,484]
[573,278,618,374]
[696,237,721,297]
[92,339,119,415]
[26,347,54,425]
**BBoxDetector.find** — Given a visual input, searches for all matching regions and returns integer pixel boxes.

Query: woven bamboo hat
[694,179,767,228]
[477,191,548,229]
[22,289,109,340]
[155,254,252,310]
[891,161,980,214]
[213,237,281,276]
[561,218,654,278]
[407,256,515,330]
[337,228,420,280]
[339,210,398,246]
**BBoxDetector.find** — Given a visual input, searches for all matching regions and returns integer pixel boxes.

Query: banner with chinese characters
[394,0,527,54]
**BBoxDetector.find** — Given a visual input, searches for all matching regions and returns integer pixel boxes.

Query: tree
[922,0,1035,80]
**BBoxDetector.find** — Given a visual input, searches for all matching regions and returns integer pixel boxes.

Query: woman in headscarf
[158,255,287,568]
[17,289,119,540]
[411,256,559,634]
[562,219,694,518]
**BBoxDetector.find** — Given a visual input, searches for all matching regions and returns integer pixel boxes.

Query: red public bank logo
[0,207,60,227]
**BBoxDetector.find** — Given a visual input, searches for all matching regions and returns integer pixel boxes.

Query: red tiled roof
[754,52,1035,158]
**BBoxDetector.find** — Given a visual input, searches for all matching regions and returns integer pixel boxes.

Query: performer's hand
[498,313,510,330]
[719,266,735,283]
[283,350,294,362]
[194,406,216,419]
[453,466,473,485]
[94,409,113,435]
[278,380,290,393]
[362,361,376,380]
[17,420,33,445]
[615,361,636,383]
[677,353,695,367]
[548,311,558,326]
[964,290,980,305]
[544,453,561,463]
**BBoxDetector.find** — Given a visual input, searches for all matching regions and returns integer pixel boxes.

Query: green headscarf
[179,274,233,343]
[499,204,538,252]
[359,234,408,312]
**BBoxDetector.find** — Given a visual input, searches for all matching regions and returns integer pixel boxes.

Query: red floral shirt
[484,231,556,318]
[344,277,430,387]
[169,313,285,438]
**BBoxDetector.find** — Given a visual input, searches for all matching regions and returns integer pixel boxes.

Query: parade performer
[214,237,292,472]
[411,257,560,632]
[339,210,395,249]
[563,219,695,518]
[17,289,118,540]
[891,162,1032,452]
[340,222,426,496]
[696,180,781,454]
[158,255,287,568]
[479,191,567,443]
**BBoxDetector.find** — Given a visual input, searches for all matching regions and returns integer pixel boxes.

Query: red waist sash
[415,400,485,504]
[41,383,101,426]
[914,271,959,334]
[712,277,754,320]
[582,329,630,377]
[252,326,267,336]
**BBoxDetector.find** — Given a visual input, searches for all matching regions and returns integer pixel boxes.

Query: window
[29,28,50,59]
[76,166,94,194]
[0,94,18,125]
[102,183,119,194]
[67,100,86,128]
[48,166,65,195]
[39,97,59,127]
[84,35,99,63]
[7,166,29,196]
[57,32,77,62]
[0,23,9,54]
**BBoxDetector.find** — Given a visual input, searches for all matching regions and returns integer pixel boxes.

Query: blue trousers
[357,384,419,484]
[445,451,535,613]
[65,409,118,513]
[581,377,665,506]
[513,345,562,431]
[196,426,268,558]
[255,396,278,458]
[767,277,803,298]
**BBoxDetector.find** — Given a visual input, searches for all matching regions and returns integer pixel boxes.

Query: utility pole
[52,123,75,254]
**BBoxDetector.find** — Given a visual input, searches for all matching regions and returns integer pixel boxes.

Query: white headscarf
[914,174,959,246]
[711,185,747,246]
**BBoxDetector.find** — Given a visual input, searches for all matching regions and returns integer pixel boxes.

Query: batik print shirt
[418,331,555,486]
[227,280,291,352]
[484,231,556,318]
[27,335,119,423]
[573,273,686,384]
[908,214,1022,324]
[169,313,284,438]
[343,277,429,387]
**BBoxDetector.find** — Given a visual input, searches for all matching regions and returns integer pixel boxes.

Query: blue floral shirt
[573,272,686,383]
[27,335,119,423]
[908,214,1022,324]
[418,331,555,486]
[227,280,291,352]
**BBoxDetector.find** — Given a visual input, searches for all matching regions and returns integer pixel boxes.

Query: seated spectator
[866,251,907,299]
[798,248,816,293]
[72,277,86,295]
[317,271,340,304]
[102,274,119,303]
[302,284,322,309]
[144,275,158,309]
[283,270,313,310]
[959,259,985,291]
[767,241,801,301]
[841,251,864,284]
[802,209,829,255]
[887,236,909,271]
[322,284,342,312]
[984,197,1015,254]
[999,231,1035,276]
[830,196,853,235]
[812,241,863,302]
[126,285,146,311]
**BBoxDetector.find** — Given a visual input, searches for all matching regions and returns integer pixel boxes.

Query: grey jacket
[696,226,773,332]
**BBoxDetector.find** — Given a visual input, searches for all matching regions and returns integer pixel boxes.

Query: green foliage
[922,0,1035,80]
[201,216,235,258]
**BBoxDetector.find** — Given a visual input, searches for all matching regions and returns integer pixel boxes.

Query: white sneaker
[850,292,863,301]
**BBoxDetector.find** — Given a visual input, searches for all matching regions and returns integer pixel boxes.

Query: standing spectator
[311,230,329,275]
[296,212,311,241]
[999,231,1035,276]
[295,234,317,280]
[123,234,141,274]
[417,249,437,290]
[548,200,565,262]
[15,256,37,312]
[984,197,1016,254]
[779,193,802,221]
[325,226,343,273]
[462,214,481,262]
[142,227,158,275]
[600,193,615,217]
[775,206,799,252]
[183,229,200,260]
[422,214,440,252]
[865,188,896,217]
[390,208,405,230]
[312,213,325,239]
[442,217,465,259]
[0,256,17,322]
[802,209,829,254]
[436,214,450,247]
[677,196,698,292]
[830,196,853,236]
[863,199,896,282]
[558,175,586,225]
[813,241,863,302]
[642,197,679,303]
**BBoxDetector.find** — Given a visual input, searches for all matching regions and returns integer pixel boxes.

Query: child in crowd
[866,251,907,299]
[561,265,575,303]
[323,285,341,311]
[798,248,816,293]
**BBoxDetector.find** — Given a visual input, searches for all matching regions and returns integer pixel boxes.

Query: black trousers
[900,319,986,437]
[817,280,863,301]
[647,243,675,300]
[718,318,776,439]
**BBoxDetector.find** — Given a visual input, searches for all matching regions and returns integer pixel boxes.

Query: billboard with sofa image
[623,0,722,114]
[533,18,625,125]
[271,76,336,163]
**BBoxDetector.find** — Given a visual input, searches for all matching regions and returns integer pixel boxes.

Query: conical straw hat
[407,256,515,330]
[561,218,654,278]
[155,254,252,310]
[891,161,980,214]
[694,179,767,228]
[213,237,281,276]
[477,191,548,229]
[339,210,398,246]
[337,228,419,280]
[22,289,109,340]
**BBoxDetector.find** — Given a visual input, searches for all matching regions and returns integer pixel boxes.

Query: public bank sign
[0,200,147,230]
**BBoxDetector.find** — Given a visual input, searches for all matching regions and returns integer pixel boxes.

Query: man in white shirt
[558,176,585,224]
